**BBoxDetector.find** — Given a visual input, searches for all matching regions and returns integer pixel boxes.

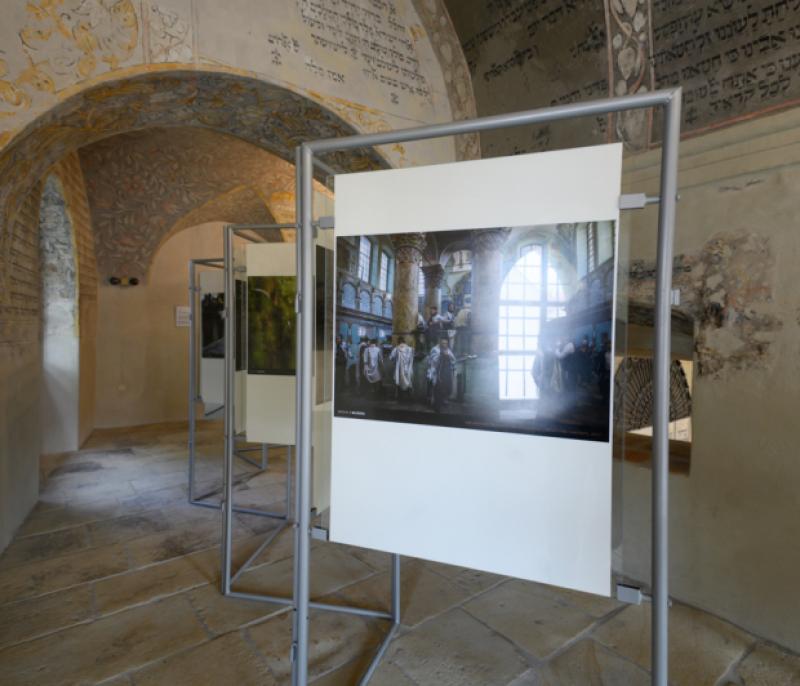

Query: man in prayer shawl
[390,339,415,400]
[362,339,383,397]
[356,336,369,392]
[427,336,456,412]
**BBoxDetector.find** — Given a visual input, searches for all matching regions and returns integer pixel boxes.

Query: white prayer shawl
[363,345,382,384]
[390,343,414,390]
[426,345,440,383]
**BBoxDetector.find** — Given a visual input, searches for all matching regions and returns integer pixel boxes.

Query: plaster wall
[617,106,800,652]
[94,222,224,428]
[0,186,42,552]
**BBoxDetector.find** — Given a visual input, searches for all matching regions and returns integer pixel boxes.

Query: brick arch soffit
[144,186,281,282]
[79,125,318,280]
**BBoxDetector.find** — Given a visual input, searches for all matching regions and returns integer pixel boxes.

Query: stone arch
[0,68,389,231]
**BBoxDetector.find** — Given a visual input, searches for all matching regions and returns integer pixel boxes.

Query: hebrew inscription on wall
[272,0,432,104]
[452,0,610,157]
[652,0,800,132]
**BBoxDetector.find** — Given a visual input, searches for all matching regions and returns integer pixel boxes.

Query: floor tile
[464,579,597,659]
[236,543,375,600]
[0,584,93,649]
[0,542,129,604]
[130,630,276,685]
[247,609,383,681]
[187,583,288,635]
[732,643,800,685]
[423,559,504,596]
[330,559,470,627]
[0,525,90,570]
[94,548,217,615]
[539,639,651,685]
[387,608,529,686]
[0,595,207,685]
[593,602,754,686]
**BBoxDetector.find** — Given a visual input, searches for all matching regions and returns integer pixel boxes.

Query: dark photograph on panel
[333,223,616,442]
[201,292,225,359]
[317,245,335,403]
[248,276,296,375]
[235,280,246,371]
[200,284,246,370]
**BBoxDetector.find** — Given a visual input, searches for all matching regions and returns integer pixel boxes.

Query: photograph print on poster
[200,282,246,370]
[248,276,296,375]
[334,222,616,442]
[201,292,225,359]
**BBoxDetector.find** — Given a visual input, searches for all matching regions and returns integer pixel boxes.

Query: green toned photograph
[248,276,296,375]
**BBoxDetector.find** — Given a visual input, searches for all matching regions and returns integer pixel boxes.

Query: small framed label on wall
[175,305,191,327]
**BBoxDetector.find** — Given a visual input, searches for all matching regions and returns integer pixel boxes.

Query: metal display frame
[219,224,400,635]
[292,88,682,686]
[187,257,282,518]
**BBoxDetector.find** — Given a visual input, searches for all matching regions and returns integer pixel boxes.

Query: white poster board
[246,243,297,446]
[245,237,334,513]
[330,144,622,596]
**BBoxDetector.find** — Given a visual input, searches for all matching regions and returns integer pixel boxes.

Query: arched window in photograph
[341,282,356,309]
[359,289,371,312]
[372,293,383,316]
[498,244,570,400]
[384,298,393,319]
[358,236,372,282]
[379,250,391,291]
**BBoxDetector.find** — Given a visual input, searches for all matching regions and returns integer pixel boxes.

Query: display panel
[330,144,622,596]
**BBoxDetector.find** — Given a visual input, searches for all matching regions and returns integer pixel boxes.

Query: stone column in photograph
[422,263,444,320]
[469,228,511,412]
[390,233,426,346]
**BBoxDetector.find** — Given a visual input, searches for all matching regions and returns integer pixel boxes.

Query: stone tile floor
[0,421,798,685]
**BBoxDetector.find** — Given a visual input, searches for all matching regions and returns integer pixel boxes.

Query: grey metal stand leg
[221,226,236,596]
[651,89,681,686]
[286,445,293,521]
[359,554,402,686]
[187,261,198,505]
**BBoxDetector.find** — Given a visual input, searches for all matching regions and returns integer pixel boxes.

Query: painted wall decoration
[628,231,782,378]
[247,276,296,375]
[605,0,656,149]
[2,0,139,121]
[0,0,472,168]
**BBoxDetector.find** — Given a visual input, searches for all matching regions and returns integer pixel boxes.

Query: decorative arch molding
[0,68,389,230]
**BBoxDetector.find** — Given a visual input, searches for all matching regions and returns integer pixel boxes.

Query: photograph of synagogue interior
[0,1,798,685]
